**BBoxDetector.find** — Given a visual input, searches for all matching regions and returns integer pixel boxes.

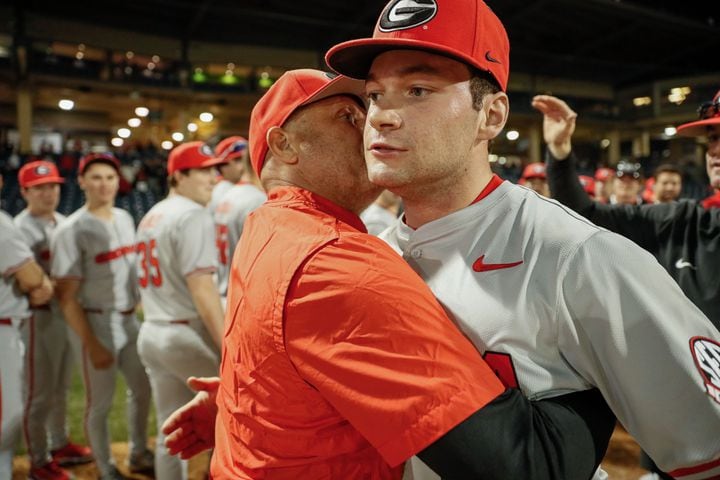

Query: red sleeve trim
[670,457,720,478]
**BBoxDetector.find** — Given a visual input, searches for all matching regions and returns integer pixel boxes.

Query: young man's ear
[266,127,299,165]
[477,92,509,142]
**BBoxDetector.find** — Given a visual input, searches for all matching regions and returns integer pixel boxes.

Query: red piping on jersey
[81,347,92,451]
[669,456,720,478]
[470,174,504,205]
[94,244,137,264]
[22,315,36,461]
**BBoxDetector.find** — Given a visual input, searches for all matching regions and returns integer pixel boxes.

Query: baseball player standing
[213,154,266,301]
[208,136,248,214]
[50,154,153,480]
[0,190,54,479]
[15,161,93,480]
[326,0,720,478]
[136,142,225,480]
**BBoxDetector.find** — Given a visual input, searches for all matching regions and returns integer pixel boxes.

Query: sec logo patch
[691,337,720,404]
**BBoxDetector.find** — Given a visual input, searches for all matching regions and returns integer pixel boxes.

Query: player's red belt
[84,308,136,315]
[0,318,12,325]
[32,305,51,311]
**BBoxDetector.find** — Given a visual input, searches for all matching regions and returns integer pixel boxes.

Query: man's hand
[531,95,577,160]
[162,376,220,459]
[28,276,54,306]
[86,339,114,369]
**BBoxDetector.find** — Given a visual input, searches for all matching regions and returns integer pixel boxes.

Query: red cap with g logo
[325,0,510,91]
[19,161,65,188]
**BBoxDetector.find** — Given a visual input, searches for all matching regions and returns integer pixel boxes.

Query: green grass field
[16,368,157,455]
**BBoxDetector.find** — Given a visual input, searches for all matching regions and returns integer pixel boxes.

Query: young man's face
[219,155,246,184]
[653,172,682,203]
[525,178,549,197]
[176,167,217,206]
[22,183,60,214]
[612,176,642,204]
[706,125,720,189]
[364,50,481,194]
[79,162,119,205]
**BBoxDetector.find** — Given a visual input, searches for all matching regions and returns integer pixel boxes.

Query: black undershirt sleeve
[418,387,615,480]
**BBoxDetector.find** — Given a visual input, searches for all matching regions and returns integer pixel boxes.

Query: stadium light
[128,118,141,128]
[117,128,131,139]
[135,107,149,117]
[161,140,174,150]
[111,138,124,147]
[58,99,75,111]
[506,130,520,141]
[172,132,184,142]
[199,112,214,122]
[187,123,198,132]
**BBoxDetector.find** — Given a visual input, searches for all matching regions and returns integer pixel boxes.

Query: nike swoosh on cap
[485,51,501,64]
[473,255,523,273]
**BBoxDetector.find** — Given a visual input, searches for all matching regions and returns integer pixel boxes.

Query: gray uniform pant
[69,310,151,477]
[21,308,74,467]
[138,319,219,480]
[0,318,25,479]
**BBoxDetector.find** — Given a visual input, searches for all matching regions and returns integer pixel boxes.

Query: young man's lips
[369,142,407,154]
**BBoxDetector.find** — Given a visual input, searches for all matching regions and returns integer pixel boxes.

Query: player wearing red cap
[50,154,153,480]
[519,162,549,197]
[594,167,615,204]
[538,92,720,479]
[211,135,266,302]
[162,69,617,480]
[14,161,92,480]
[208,136,249,213]
[135,142,225,480]
[1,174,54,480]
[326,1,720,479]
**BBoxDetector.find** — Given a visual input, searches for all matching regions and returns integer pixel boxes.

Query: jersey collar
[267,186,368,233]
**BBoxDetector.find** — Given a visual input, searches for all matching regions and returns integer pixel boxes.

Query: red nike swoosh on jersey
[472,255,524,273]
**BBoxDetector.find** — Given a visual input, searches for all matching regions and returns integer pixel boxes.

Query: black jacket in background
[546,150,720,330]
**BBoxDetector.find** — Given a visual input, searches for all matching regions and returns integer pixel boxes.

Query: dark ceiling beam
[186,0,215,37]
[554,0,719,34]
[570,21,639,56]
[500,0,551,26]
[613,35,720,84]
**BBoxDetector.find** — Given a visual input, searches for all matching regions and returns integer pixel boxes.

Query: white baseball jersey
[14,210,66,274]
[383,180,720,478]
[208,179,235,214]
[136,194,218,321]
[213,183,266,296]
[0,210,33,319]
[50,207,139,311]
[360,203,397,236]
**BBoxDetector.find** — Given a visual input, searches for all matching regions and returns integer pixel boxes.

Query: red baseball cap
[521,162,546,180]
[214,136,248,163]
[578,175,595,196]
[325,0,510,91]
[594,167,615,182]
[18,161,65,188]
[168,141,226,175]
[249,69,365,176]
[79,153,121,175]
[677,89,720,137]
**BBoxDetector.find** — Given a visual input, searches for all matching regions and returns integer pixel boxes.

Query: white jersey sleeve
[214,184,266,296]
[558,230,720,476]
[0,211,33,318]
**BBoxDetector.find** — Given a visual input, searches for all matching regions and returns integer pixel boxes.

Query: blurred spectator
[612,160,645,205]
[519,162,549,197]
[651,164,683,204]
[578,175,596,199]
[594,168,614,204]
